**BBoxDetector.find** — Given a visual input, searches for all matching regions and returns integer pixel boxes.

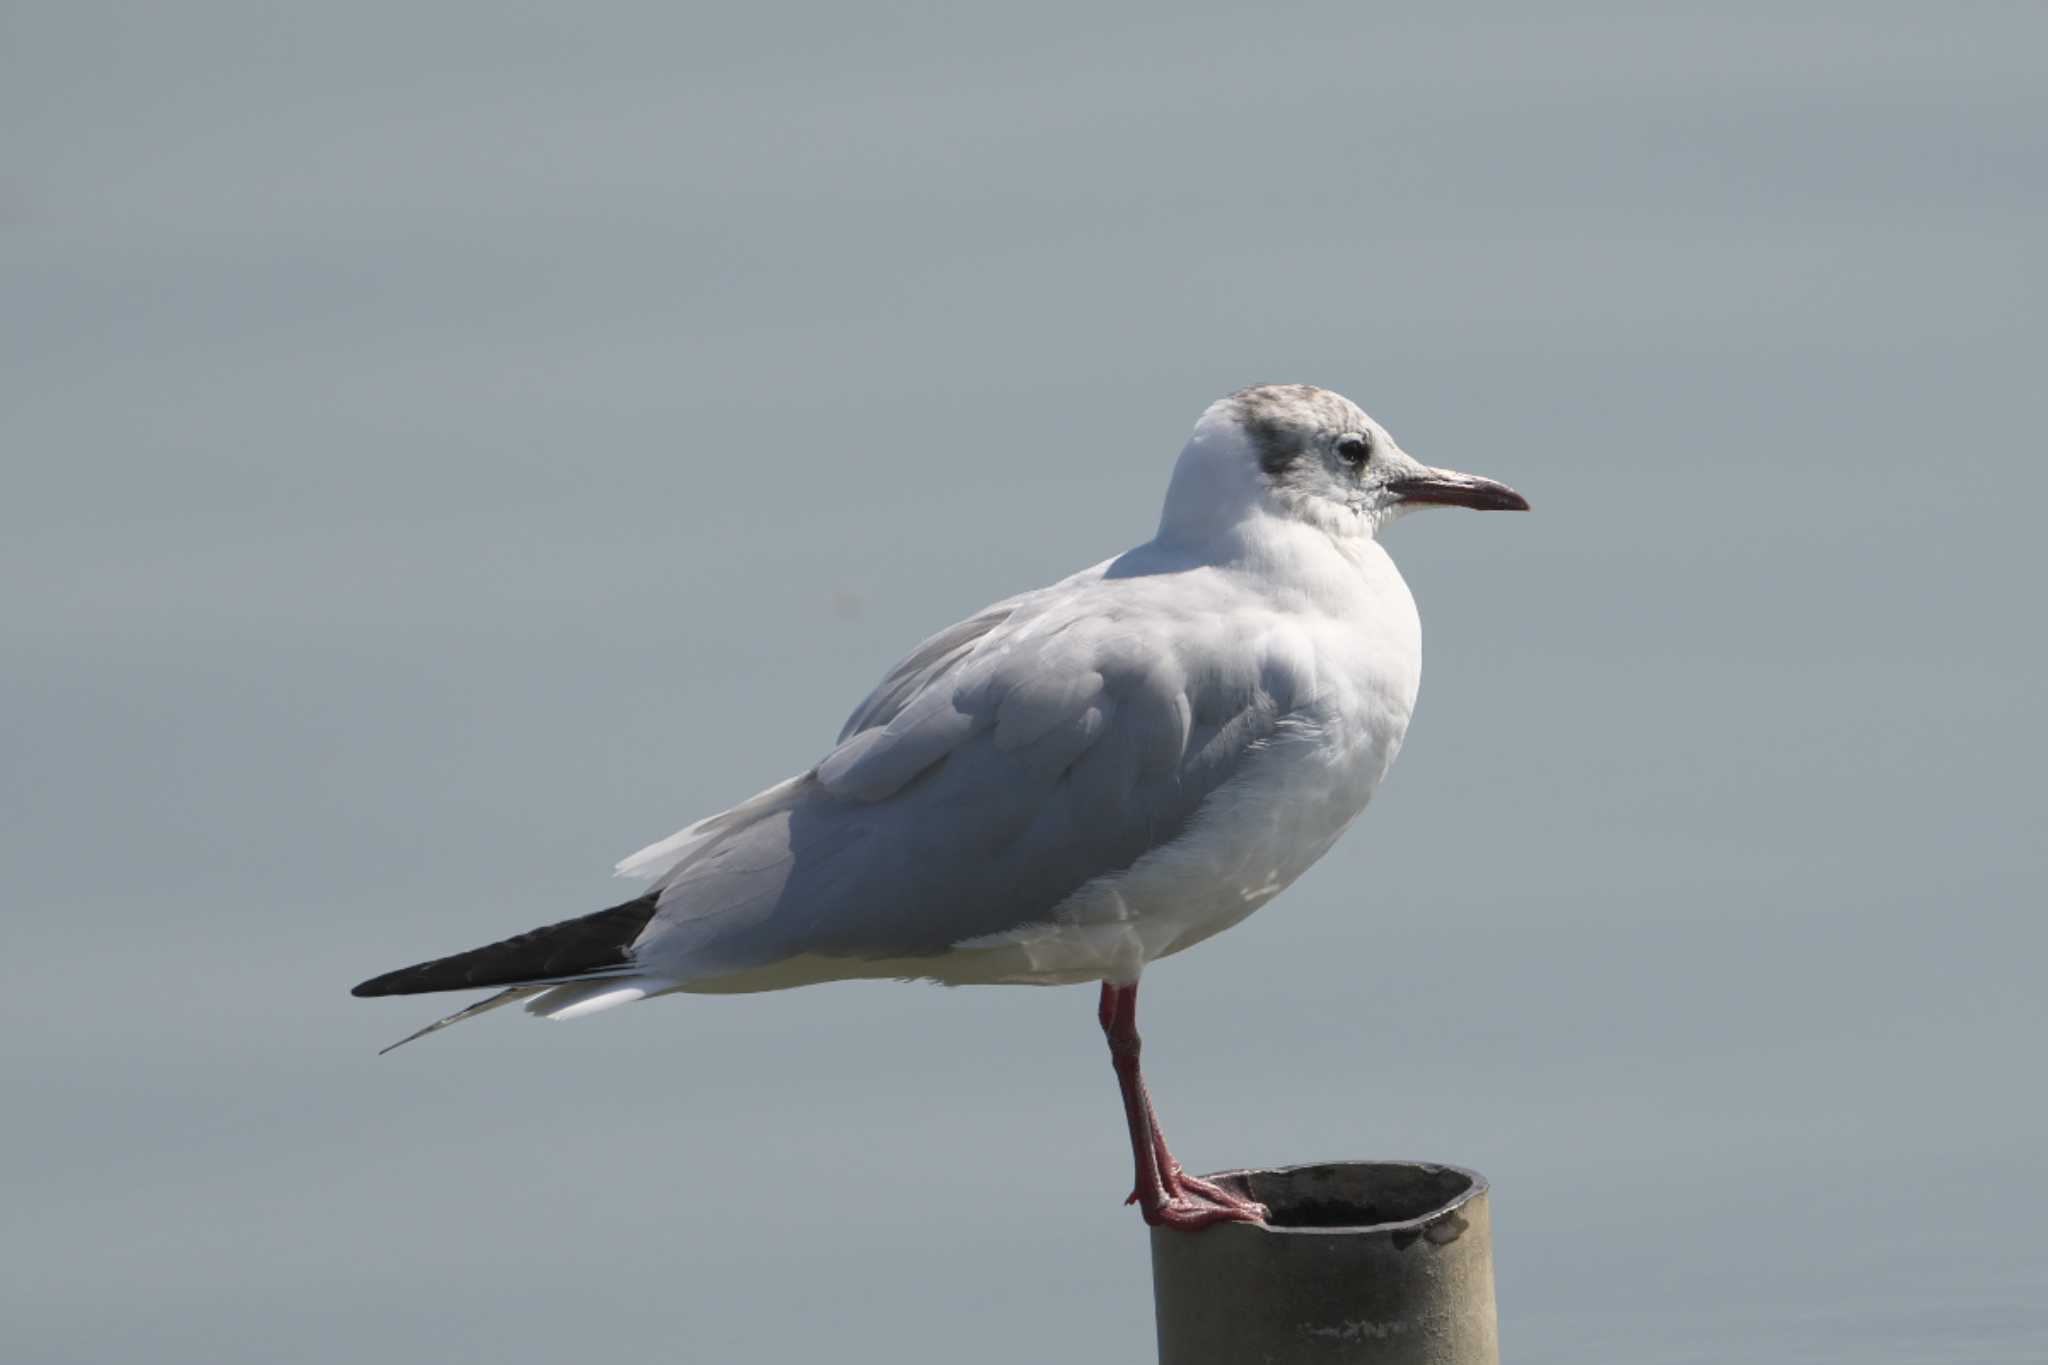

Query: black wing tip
[350,962,451,997]
[349,891,661,1000]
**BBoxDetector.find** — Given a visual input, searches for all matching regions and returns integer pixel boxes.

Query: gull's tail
[353,891,664,1052]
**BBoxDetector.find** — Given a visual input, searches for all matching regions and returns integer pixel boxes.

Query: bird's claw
[1142,1194,1269,1231]
[1128,1167,1269,1228]
[1172,1170,1267,1218]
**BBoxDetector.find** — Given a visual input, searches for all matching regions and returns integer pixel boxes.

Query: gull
[354,383,1528,1230]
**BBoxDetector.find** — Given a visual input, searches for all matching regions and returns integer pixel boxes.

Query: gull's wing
[835,595,1027,740]
[609,585,1038,884]
[621,561,1316,982]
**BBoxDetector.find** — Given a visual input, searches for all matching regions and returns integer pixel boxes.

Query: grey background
[5,3,2043,1361]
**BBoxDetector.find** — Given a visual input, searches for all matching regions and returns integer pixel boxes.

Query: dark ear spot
[1245,411,1299,475]
[1232,384,1329,476]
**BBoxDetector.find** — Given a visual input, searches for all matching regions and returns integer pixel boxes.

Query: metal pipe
[1149,1161,1498,1365]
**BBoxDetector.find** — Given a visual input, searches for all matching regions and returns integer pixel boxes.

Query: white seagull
[355,383,1528,1230]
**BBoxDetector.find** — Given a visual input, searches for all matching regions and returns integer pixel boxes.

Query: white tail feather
[524,979,654,1020]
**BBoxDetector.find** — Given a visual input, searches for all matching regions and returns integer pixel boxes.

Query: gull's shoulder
[839,556,1112,741]
[837,544,1217,736]
[843,523,1420,742]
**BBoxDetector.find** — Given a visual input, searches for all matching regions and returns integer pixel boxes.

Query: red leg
[1098,981,1267,1230]
[1126,1070,1252,1208]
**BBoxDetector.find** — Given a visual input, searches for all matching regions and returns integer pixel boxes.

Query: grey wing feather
[837,598,1023,740]
[630,577,1297,980]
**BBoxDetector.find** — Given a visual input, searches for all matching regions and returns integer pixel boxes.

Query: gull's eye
[1335,433,1373,467]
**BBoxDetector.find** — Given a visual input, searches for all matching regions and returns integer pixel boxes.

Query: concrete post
[1148,1161,1498,1365]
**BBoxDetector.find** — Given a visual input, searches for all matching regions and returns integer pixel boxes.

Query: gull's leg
[1127,1062,1250,1208]
[1100,982,1170,1208]
[1098,981,1267,1230]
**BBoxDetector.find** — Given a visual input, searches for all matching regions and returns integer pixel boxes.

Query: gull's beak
[1386,466,1530,512]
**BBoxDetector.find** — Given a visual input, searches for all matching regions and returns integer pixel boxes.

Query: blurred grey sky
[4,3,2044,1362]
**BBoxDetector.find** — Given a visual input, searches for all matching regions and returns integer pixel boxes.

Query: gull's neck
[1155,419,1266,545]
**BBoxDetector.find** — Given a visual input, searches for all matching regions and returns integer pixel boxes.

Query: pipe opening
[1205,1161,1481,1232]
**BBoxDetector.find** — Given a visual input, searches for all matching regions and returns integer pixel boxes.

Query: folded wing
[622,568,1310,982]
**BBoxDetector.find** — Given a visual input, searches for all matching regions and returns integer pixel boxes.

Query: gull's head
[1158,383,1528,544]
